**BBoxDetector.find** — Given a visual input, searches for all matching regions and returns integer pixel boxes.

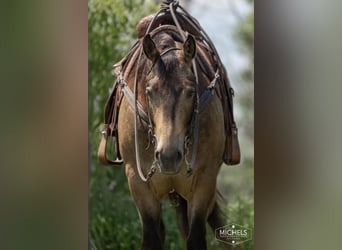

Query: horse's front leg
[186,210,208,250]
[186,175,217,250]
[126,164,164,250]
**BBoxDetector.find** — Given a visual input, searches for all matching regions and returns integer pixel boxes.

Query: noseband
[98,0,240,180]
[118,1,221,182]
[119,42,219,182]
[144,46,181,152]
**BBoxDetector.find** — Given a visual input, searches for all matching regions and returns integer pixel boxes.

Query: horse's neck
[121,43,148,83]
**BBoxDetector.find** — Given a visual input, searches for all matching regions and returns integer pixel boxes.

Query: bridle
[144,47,189,182]
[118,0,221,182]
[144,47,182,148]
[119,45,219,182]
[98,0,240,176]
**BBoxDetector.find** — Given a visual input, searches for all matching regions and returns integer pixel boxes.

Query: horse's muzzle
[155,148,183,175]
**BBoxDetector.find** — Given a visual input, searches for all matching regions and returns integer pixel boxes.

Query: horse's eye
[185,88,195,98]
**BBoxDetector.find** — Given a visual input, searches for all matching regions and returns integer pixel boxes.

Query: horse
[115,26,236,249]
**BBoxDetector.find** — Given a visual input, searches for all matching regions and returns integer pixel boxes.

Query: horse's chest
[149,171,195,201]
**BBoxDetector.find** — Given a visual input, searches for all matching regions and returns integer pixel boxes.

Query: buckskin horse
[98,1,240,249]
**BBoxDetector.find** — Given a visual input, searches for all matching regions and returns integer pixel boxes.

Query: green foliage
[234,0,254,186]
[89,0,158,249]
[224,196,254,250]
[229,1,254,249]
[236,12,254,63]
[89,0,158,137]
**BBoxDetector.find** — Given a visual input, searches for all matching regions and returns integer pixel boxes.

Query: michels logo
[215,223,252,246]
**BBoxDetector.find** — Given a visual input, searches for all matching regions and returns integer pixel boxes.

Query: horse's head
[142,32,196,174]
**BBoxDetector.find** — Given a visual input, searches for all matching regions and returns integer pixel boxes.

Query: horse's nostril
[176,151,182,162]
[155,151,161,161]
[156,148,183,173]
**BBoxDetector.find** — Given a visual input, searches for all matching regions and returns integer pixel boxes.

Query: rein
[120,60,218,181]
[99,0,239,182]
[118,0,222,182]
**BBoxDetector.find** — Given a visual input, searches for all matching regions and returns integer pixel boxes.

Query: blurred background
[89,0,254,249]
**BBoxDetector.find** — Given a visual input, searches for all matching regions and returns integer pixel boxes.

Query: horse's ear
[143,34,160,63]
[183,34,196,63]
